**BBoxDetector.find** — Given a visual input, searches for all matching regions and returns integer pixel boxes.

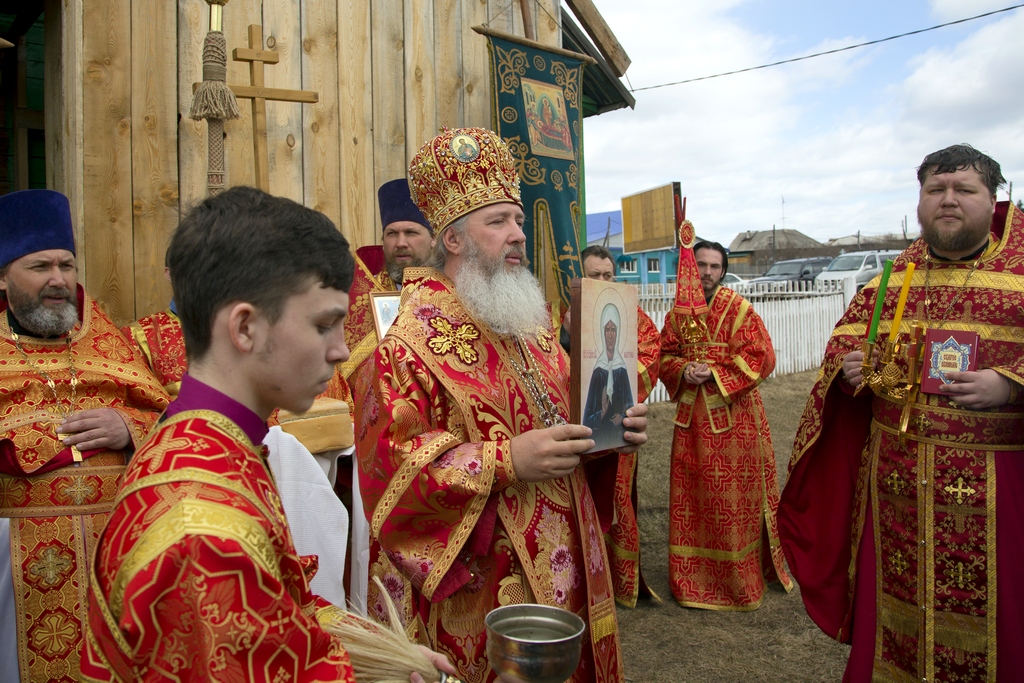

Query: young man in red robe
[359,127,649,683]
[660,238,791,611]
[80,187,453,682]
[0,189,169,683]
[780,144,1024,682]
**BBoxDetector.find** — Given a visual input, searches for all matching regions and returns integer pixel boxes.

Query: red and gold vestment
[780,202,1024,682]
[121,308,187,398]
[80,400,356,682]
[585,306,660,606]
[359,268,622,683]
[660,285,791,610]
[0,289,168,682]
[341,245,396,386]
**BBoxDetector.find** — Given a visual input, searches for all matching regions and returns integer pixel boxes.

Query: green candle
[866,259,894,343]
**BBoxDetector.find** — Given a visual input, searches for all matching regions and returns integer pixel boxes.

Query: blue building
[586,210,678,286]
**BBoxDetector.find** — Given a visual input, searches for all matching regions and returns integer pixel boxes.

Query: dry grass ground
[617,369,849,682]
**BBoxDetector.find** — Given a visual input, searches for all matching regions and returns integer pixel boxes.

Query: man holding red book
[781,145,1024,682]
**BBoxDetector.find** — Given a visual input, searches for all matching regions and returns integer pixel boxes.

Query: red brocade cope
[358,268,622,683]
[660,285,791,610]
[121,308,187,398]
[0,290,168,683]
[585,306,660,606]
[80,410,356,683]
[780,202,1024,682]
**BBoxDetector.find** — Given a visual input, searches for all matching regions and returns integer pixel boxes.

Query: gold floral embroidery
[496,46,528,94]
[504,135,546,186]
[427,317,481,364]
[550,61,579,108]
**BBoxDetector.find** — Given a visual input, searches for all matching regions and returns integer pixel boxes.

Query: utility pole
[772,224,777,266]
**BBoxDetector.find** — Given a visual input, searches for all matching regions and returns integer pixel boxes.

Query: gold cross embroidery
[885,471,907,496]
[29,547,72,586]
[944,477,976,506]
[268,609,289,635]
[915,413,933,432]
[61,477,96,506]
[945,561,977,591]
[891,550,909,575]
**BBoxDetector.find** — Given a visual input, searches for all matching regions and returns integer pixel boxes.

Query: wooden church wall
[65,0,560,325]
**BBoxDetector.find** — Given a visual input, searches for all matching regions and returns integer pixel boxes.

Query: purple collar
[166,374,268,446]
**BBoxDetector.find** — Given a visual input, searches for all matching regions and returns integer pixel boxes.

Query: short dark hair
[917,144,1005,195]
[580,245,614,265]
[693,241,728,276]
[168,186,354,361]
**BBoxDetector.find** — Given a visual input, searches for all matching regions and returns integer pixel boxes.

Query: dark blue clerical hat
[0,190,76,268]
[377,178,431,234]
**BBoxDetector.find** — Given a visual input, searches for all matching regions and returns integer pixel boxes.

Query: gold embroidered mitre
[408,127,522,234]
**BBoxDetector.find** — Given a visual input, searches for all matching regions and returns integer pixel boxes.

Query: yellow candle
[888,262,916,342]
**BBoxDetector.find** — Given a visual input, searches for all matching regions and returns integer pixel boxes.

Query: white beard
[455,245,550,338]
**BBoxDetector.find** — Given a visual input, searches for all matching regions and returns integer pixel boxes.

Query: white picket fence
[638,279,855,404]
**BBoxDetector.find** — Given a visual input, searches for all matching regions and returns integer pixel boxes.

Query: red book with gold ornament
[921,328,980,395]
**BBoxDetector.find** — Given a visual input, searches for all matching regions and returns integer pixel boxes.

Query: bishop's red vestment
[359,268,623,683]
[660,285,791,610]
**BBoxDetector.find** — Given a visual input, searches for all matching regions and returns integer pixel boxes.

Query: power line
[631,4,1024,92]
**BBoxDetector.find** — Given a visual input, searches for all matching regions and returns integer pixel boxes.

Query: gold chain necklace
[508,337,567,428]
[923,250,982,330]
[11,332,83,461]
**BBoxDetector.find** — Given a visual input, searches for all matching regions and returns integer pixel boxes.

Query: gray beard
[8,286,77,338]
[454,247,550,338]
[385,255,429,287]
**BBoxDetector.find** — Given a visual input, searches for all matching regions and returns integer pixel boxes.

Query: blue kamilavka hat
[0,190,76,268]
[377,178,431,234]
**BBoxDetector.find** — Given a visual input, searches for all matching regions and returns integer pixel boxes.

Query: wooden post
[518,0,536,41]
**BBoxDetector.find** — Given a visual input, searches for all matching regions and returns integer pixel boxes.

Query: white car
[721,272,745,288]
[816,250,902,289]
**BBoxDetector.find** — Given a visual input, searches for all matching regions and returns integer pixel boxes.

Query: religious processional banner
[486,35,586,313]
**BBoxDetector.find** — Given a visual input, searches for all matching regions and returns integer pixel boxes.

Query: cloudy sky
[581,0,1024,246]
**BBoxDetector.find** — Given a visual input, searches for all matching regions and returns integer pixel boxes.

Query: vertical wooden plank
[461,0,489,128]
[338,0,375,248]
[132,0,180,319]
[404,0,437,160]
[301,0,341,228]
[44,0,85,279]
[434,0,462,129]
[223,0,262,189]
[534,0,560,47]
[371,0,406,233]
[487,0,513,34]
[82,0,134,324]
[263,0,304,203]
[178,0,208,213]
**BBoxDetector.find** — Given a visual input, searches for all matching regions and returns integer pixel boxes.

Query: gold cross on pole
[195,24,318,193]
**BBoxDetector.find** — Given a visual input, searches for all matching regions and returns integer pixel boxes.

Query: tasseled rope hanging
[189,0,240,196]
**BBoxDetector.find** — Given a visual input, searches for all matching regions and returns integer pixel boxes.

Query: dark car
[748,257,832,284]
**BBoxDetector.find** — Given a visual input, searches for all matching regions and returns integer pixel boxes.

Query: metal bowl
[485,603,586,683]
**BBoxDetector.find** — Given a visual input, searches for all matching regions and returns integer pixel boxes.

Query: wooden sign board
[570,278,639,453]
[621,182,680,254]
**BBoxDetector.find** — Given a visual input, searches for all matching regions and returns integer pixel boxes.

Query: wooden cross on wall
[196,24,318,193]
